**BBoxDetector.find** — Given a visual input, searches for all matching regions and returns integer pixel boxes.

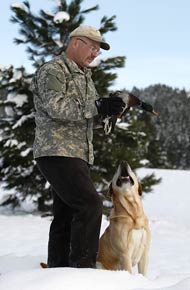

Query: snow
[6,92,28,107]
[20,147,32,157]
[117,121,130,130]
[4,139,18,147]
[12,112,34,129]
[53,11,70,23]
[9,70,22,83]
[0,168,190,290]
[11,3,27,12]
[5,92,28,117]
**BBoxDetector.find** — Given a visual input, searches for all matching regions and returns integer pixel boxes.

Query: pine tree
[0,65,51,210]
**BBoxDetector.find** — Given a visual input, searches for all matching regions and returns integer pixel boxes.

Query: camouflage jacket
[30,52,100,165]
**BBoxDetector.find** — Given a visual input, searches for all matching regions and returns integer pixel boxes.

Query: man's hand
[95,97,125,117]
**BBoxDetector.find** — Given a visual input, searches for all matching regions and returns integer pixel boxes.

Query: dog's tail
[40,262,48,268]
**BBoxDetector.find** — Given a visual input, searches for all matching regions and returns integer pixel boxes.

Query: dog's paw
[96,261,105,269]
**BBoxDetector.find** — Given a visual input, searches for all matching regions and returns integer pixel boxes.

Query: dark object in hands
[102,91,159,135]
[111,91,159,117]
[95,97,125,117]
[112,92,142,107]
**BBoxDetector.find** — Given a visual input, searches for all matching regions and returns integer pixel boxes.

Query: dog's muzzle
[116,161,134,187]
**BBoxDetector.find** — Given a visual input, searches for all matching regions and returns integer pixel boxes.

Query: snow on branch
[53,11,70,23]
[12,113,34,129]
[11,2,27,12]
[6,92,28,108]
[4,139,18,147]
[20,147,32,157]
[9,70,23,83]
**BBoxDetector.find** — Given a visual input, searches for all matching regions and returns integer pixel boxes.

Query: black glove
[95,96,125,117]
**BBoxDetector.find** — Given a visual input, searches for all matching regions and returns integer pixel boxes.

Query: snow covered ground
[0,168,190,290]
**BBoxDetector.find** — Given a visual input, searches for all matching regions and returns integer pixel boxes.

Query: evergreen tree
[0,65,51,210]
[138,84,190,169]
[0,0,160,212]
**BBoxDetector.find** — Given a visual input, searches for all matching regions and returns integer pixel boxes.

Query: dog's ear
[107,182,114,197]
[138,182,143,196]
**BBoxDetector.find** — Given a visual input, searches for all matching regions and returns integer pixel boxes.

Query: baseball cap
[70,25,110,50]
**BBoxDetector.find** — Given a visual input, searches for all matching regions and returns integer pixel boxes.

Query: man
[30,25,125,268]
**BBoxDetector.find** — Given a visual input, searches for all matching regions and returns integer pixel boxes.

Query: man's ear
[138,182,142,196]
[71,36,78,48]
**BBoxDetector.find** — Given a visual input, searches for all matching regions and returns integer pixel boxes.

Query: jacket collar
[61,52,92,77]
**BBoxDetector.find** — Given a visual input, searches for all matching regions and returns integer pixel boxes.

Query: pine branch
[81,5,99,14]
[100,15,117,34]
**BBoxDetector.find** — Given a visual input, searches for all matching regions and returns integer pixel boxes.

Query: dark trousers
[36,156,103,268]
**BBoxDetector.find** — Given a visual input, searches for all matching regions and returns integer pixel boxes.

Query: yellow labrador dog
[96,161,151,276]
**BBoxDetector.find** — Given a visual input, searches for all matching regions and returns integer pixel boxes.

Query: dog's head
[109,160,142,198]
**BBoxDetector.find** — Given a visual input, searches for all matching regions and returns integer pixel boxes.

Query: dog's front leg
[120,255,133,273]
[138,232,151,276]
[137,250,149,276]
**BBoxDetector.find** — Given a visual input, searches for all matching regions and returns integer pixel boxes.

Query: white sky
[1,0,190,91]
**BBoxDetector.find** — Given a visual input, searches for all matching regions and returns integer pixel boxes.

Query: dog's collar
[109,215,129,219]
